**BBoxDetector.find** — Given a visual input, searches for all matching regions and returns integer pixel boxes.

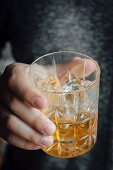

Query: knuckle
[31,114,45,130]
[28,132,40,144]
[22,87,31,100]
[8,72,16,89]
[4,92,17,112]
[24,142,33,149]
[9,97,17,111]
[7,114,14,129]
[32,117,40,129]
[5,64,15,73]
[4,64,18,89]
[8,134,13,143]
[31,110,48,131]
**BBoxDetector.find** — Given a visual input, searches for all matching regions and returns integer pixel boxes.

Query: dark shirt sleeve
[0,0,13,58]
[0,0,30,63]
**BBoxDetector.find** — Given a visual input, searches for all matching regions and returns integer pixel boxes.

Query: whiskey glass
[29,51,100,158]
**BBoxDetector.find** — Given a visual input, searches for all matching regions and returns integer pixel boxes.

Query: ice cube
[82,80,92,88]
[77,90,90,112]
[62,78,83,92]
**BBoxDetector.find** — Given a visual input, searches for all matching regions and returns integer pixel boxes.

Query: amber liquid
[42,112,97,158]
[37,76,98,158]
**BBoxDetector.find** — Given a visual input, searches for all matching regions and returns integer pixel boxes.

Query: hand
[0,63,56,150]
[0,59,96,150]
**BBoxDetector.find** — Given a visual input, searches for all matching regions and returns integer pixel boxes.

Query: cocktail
[29,51,100,158]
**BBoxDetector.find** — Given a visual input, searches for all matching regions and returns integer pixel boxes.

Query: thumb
[3,63,47,109]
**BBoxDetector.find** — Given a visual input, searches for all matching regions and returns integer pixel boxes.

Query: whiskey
[42,112,97,158]
[36,76,98,158]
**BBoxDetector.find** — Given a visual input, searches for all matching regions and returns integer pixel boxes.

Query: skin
[0,59,96,150]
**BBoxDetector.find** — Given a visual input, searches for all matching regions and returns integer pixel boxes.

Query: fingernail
[41,136,54,146]
[32,97,47,109]
[43,123,56,135]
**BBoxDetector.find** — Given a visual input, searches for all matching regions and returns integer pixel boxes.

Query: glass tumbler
[29,51,100,158]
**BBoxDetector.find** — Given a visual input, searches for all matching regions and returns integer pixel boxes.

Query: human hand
[0,59,96,150]
[0,63,56,150]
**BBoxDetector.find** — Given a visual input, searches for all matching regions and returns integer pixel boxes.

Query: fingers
[3,63,47,109]
[0,87,56,136]
[7,114,54,147]
[12,103,56,136]
[57,58,96,79]
[1,127,42,150]
[71,58,96,77]
[84,59,97,75]
[0,63,56,150]
[8,133,42,150]
[0,104,54,149]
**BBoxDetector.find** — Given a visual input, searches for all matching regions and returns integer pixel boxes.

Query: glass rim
[30,51,100,94]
